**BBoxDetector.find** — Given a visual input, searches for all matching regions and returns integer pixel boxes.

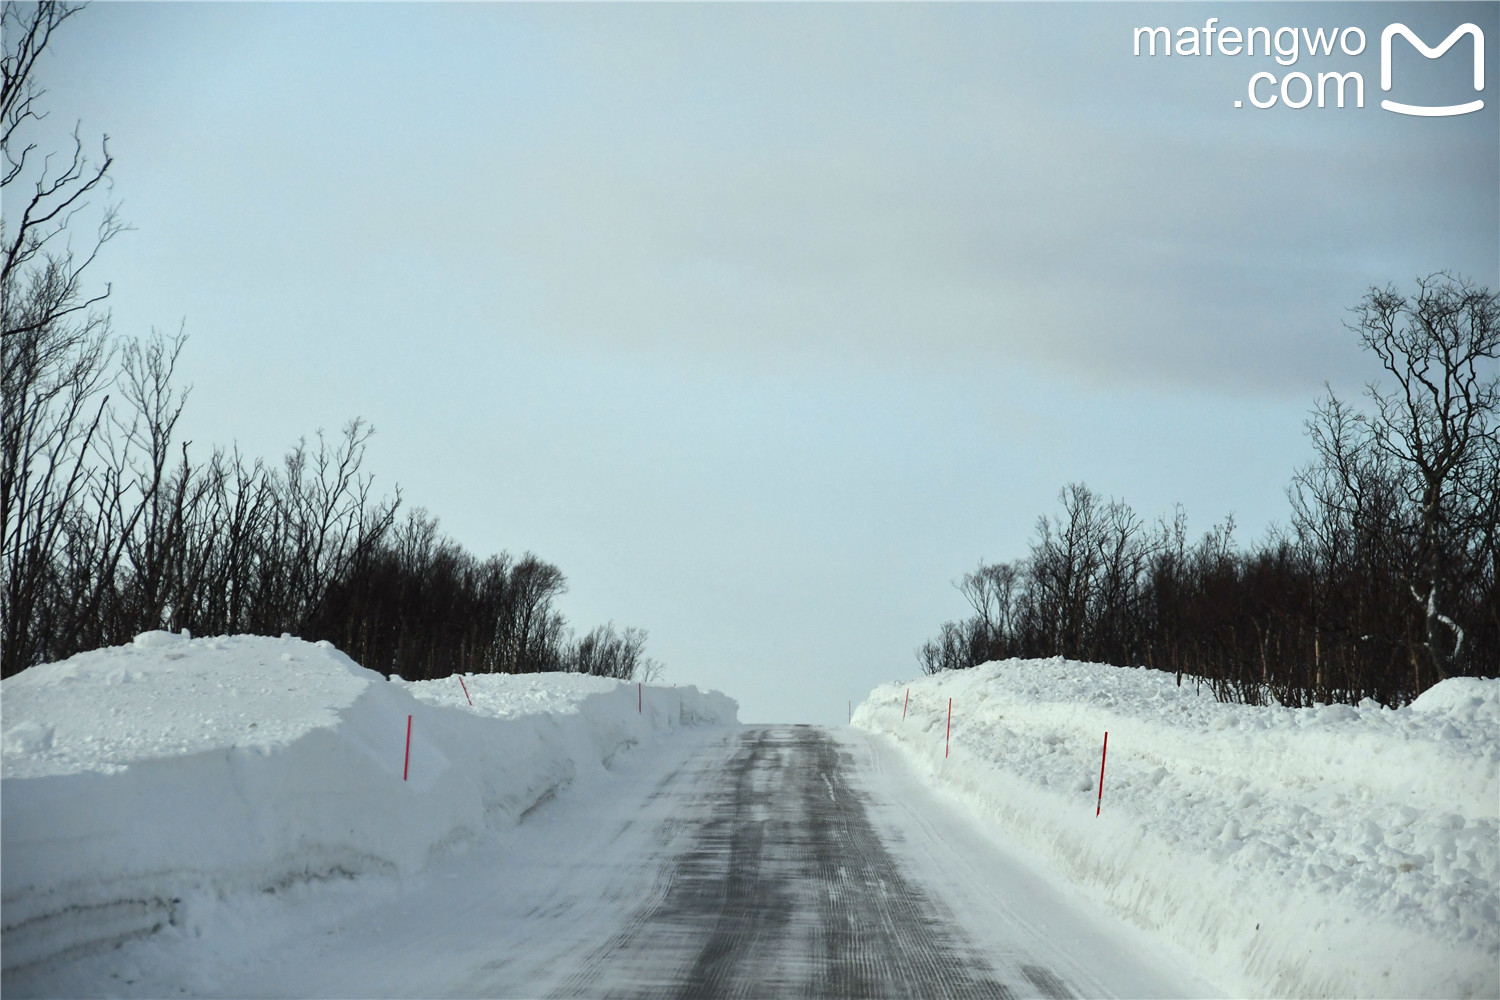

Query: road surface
[33,726,1221,998]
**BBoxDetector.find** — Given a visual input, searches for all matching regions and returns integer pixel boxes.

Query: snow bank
[854,659,1498,1000]
[1,633,735,972]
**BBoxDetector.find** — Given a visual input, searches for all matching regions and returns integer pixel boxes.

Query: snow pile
[1,632,736,973]
[854,659,1498,1000]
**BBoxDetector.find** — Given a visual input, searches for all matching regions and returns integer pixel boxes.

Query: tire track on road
[555,726,1035,999]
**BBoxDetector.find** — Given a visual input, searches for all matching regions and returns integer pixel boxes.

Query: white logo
[1381,23,1485,116]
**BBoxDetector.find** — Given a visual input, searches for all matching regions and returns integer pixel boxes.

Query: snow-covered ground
[853,658,1499,999]
[7,636,1495,999]
[1,632,735,979]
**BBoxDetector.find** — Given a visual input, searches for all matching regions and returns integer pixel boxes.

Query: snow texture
[853,659,1499,1000]
[1,632,736,973]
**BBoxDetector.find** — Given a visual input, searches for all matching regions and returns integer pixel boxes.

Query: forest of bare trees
[920,274,1499,707]
[2,323,659,682]
[1,2,658,683]
[5,5,1494,705]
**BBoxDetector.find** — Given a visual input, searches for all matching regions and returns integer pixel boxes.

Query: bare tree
[957,560,1019,655]
[3,1,123,343]
[271,419,394,630]
[111,329,189,631]
[504,554,568,673]
[0,305,110,671]
[1026,483,1102,659]
[0,1,120,674]
[1323,274,1499,684]
[569,623,651,680]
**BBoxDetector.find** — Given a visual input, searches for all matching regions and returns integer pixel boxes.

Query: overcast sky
[22,2,1498,722]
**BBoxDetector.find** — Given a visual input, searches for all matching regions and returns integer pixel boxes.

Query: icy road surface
[35,727,1220,998]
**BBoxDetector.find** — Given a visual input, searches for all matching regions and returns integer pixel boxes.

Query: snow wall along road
[854,658,1498,1000]
[1,632,737,972]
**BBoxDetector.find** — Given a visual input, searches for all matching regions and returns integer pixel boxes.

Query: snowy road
[22,725,1219,998]
[550,725,1015,999]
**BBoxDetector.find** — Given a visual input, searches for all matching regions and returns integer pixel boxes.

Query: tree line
[1,2,658,683]
[920,273,1498,708]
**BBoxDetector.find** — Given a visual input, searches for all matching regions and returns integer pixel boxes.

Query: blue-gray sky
[21,2,1498,722]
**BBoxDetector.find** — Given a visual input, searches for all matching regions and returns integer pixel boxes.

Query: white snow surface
[1,632,736,973]
[853,658,1499,999]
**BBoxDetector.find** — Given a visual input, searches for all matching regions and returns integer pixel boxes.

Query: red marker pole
[1096,731,1108,817]
[902,688,910,720]
[945,698,952,758]
[403,714,413,781]
[458,675,472,706]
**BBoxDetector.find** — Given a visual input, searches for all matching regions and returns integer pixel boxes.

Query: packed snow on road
[854,658,1498,999]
